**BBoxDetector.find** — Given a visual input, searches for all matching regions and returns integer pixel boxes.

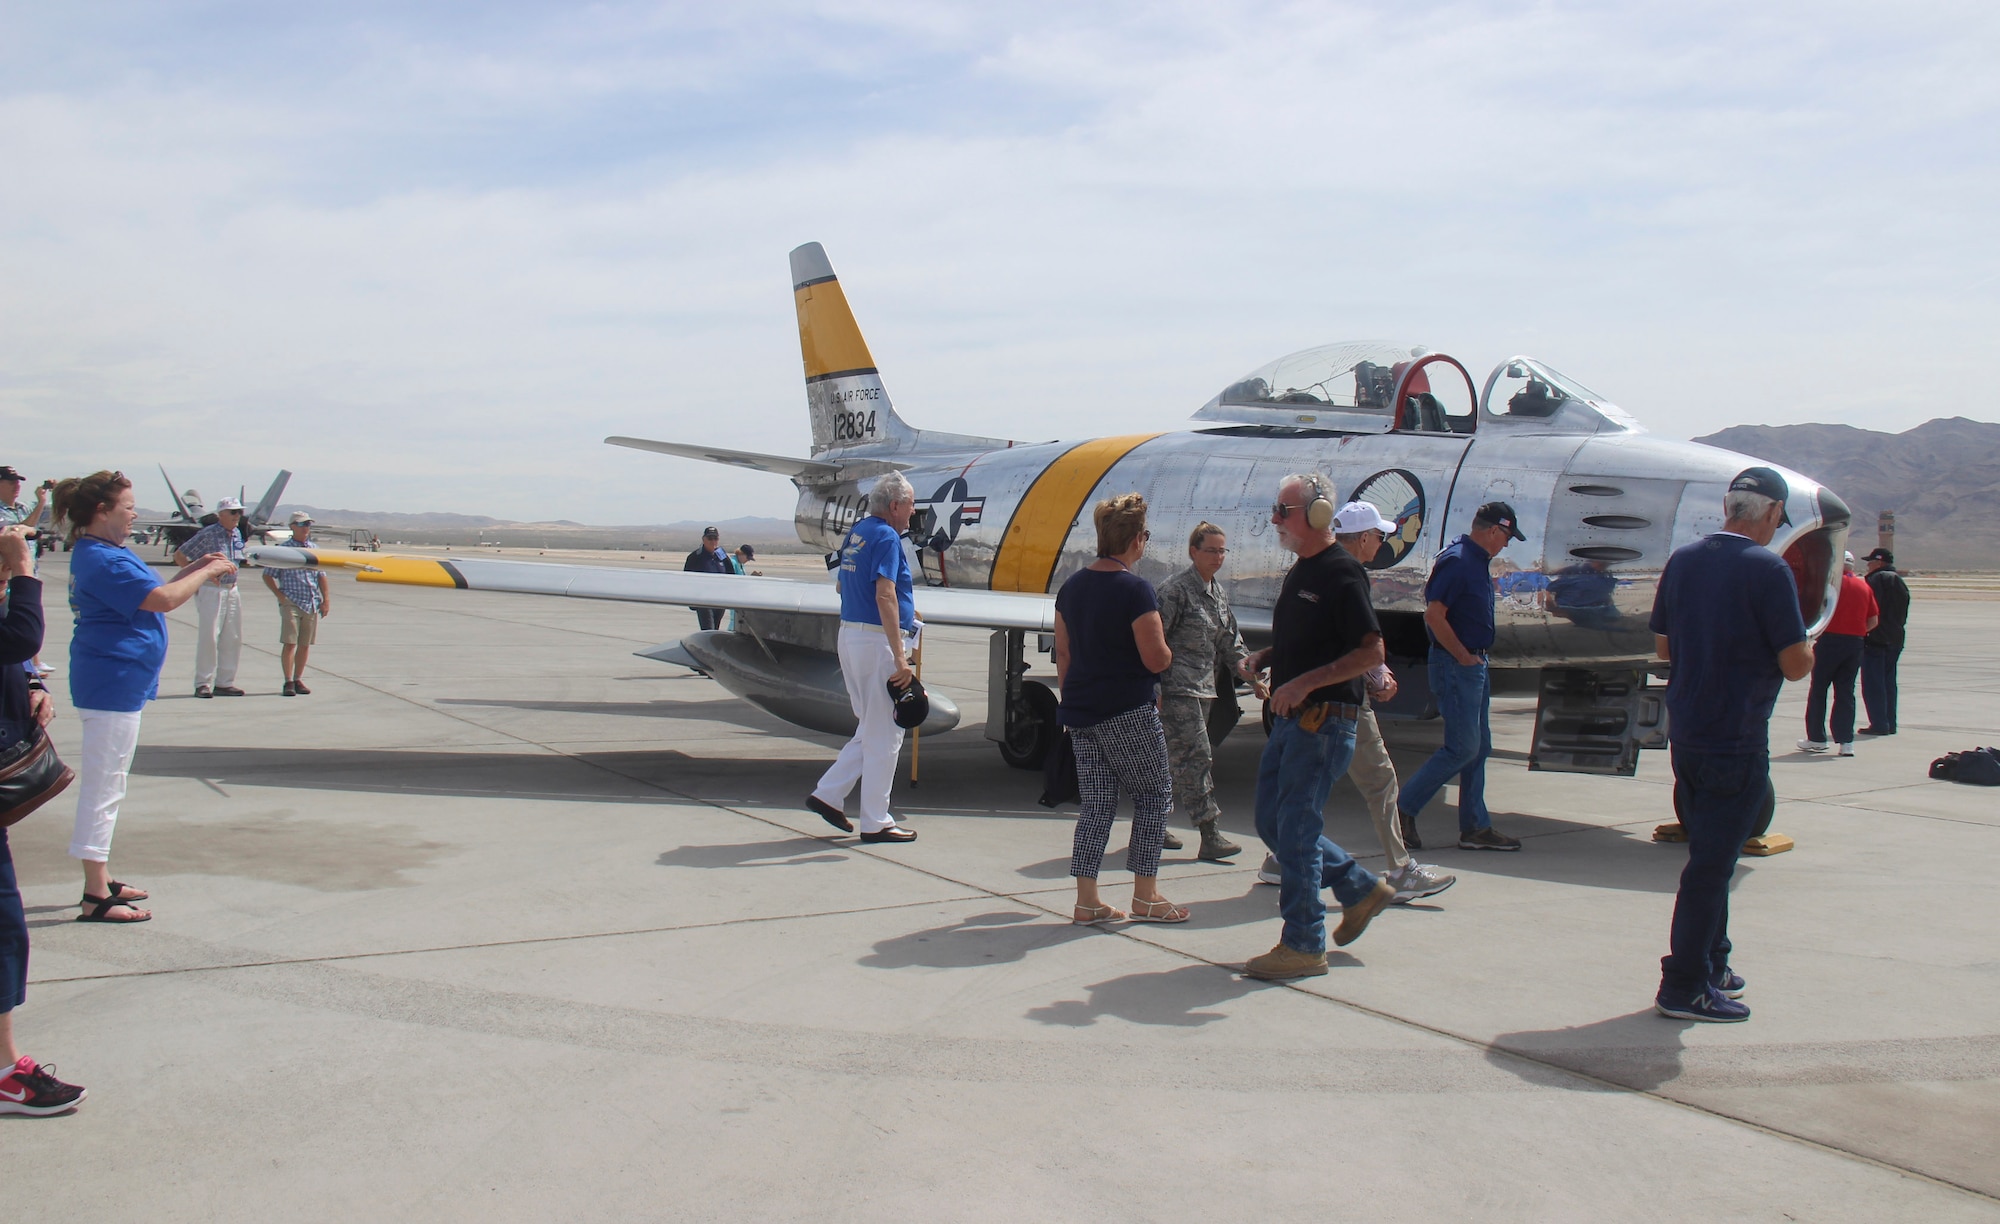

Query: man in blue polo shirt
[1397,501,1526,851]
[805,473,921,845]
[1648,467,1814,1022]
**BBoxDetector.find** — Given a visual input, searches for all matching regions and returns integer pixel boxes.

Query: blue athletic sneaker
[1655,986,1751,1023]
[1711,967,1746,999]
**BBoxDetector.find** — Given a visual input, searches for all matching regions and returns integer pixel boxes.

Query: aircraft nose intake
[1817,485,1851,532]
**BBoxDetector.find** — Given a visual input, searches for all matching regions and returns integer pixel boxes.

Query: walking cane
[909,633,924,788]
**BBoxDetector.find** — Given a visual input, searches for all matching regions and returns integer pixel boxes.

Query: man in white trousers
[173,497,248,697]
[806,472,921,844]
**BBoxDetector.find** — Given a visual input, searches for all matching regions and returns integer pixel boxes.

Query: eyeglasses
[1271,502,1300,519]
[1197,546,1228,556]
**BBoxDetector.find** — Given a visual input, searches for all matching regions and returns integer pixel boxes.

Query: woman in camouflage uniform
[1156,522,1263,861]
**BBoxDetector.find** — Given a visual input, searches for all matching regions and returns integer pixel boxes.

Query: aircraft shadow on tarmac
[1486,1010,1696,1092]
[434,695,830,739]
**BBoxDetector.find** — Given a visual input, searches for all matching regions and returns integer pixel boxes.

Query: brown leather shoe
[1243,943,1328,980]
[1332,878,1396,947]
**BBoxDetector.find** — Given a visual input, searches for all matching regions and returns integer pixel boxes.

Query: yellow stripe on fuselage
[794,279,876,380]
[352,557,465,588]
[989,434,1163,593]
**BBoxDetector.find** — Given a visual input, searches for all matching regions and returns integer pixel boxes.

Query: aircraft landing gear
[988,629,1059,769]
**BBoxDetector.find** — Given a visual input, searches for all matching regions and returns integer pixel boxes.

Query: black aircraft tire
[1670,777,1777,838]
[997,680,1059,770]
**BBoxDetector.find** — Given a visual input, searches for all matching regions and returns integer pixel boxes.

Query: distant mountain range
[1693,417,2000,570]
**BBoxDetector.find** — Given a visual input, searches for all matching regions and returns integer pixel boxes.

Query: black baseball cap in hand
[1728,467,1792,525]
[888,675,930,729]
[1474,501,1527,542]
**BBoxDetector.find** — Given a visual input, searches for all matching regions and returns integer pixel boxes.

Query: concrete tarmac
[6,549,1997,1221]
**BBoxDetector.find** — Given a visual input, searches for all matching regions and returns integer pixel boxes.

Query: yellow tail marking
[794,279,876,380]
[353,557,465,588]
[989,434,1163,593]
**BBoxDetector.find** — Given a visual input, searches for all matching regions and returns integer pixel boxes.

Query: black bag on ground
[0,730,76,828]
[1929,748,2000,786]
[1039,730,1080,808]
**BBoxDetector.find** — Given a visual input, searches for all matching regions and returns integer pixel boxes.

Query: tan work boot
[1333,878,1396,947]
[1196,818,1241,861]
[1243,943,1328,980]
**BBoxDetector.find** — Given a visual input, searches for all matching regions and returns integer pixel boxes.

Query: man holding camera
[174,497,248,697]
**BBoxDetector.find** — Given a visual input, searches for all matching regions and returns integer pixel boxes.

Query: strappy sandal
[105,880,148,902]
[1072,904,1126,926]
[1128,897,1190,924]
[78,894,151,923]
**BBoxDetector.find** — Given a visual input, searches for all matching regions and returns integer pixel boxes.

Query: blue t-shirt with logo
[1648,533,1808,754]
[1424,534,1496,653]
[69,536,169,712]
[837,516,915,631]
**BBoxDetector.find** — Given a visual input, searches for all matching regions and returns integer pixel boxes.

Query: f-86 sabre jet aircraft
[252,242,1851,779]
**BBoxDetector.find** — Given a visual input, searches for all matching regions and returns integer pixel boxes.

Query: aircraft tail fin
[251,470,292,526]
[160,465,198,521]
[790,243,1014,458]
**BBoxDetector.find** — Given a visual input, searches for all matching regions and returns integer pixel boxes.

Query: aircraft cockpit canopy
[1194,341,1438,432]
[1480,357,1641,435]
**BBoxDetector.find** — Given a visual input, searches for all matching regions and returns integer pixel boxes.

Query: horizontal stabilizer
[290,551,1059,631]
[605,436,910,482]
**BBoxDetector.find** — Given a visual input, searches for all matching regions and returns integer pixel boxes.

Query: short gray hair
[867,471,915,516]
[1723,490,1777,524]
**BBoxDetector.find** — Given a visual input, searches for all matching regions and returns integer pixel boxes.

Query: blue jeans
[1660,746,1767,998]
[1861,636,1902,732]
[1399,648,1491,834]
[1,828,25,1012]
[1253,711,1377,954]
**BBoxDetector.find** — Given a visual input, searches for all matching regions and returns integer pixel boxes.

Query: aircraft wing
[246,548,1056,631]
[606,436,911,483]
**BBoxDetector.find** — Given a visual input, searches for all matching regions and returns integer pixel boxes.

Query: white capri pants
[812,622,911,833]
[72,708,143,863]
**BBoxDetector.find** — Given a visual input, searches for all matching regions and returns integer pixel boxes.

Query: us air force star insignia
[915,477,986,550]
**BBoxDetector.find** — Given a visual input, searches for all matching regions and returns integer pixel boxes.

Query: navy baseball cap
[1863,547,1893,565]
[888,675,930,729]
[1728,467,1792,525]
[1474,501,1527,542]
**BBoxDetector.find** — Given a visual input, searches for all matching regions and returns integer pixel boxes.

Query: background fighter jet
[253,243,1850,780]
[140,466,292,555]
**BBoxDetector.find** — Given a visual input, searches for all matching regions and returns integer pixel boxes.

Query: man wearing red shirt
[1798,552,1879,757]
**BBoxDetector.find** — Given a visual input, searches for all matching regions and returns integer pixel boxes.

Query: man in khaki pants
[1259,501,1456,904]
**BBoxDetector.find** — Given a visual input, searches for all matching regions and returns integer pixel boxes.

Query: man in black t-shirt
[1239,474,1397,980]
[1859,548,1910,736]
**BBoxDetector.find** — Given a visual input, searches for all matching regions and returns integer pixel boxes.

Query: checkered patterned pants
[1068,704,1174,880]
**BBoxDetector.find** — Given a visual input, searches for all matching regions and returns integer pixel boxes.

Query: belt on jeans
[1294,701,1361,731]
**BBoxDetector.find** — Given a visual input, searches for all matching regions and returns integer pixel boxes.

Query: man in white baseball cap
[174,497,248,696]
[1258,501,1456,903]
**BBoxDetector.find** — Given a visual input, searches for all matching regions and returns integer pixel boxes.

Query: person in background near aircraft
[262,513,330,697]
[57,471,235,924]
[1239,475,1395,980]
[1156,521,1255,862]
[1396,501,1528,852]
[1649,466,1814,1022]
[806,474,921,844]
[1053,493,1187,925]
[1798,552,1876,757]
[175,496,248,697]
[682,526,731,631]
[1,467,54,677]
[1256,502,1459,905]
[0,521,89,1115]
[1859,547,1910,737]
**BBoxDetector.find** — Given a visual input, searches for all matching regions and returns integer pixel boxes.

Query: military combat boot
[1196,818,1241,861]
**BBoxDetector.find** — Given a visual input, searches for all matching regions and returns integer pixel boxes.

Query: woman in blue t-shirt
[53,473,236,923]
[1053,493,1188,926]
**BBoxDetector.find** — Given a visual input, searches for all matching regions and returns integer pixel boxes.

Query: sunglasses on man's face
[1271,501,1301,519]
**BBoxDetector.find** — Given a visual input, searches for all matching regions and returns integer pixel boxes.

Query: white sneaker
[1256,854,1282,886]
[1836,742,1855,757]
[1797,739,1829,754]
[1389,861,1457,904]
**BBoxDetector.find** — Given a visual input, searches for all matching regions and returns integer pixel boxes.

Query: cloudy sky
[3,2,1994,524]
